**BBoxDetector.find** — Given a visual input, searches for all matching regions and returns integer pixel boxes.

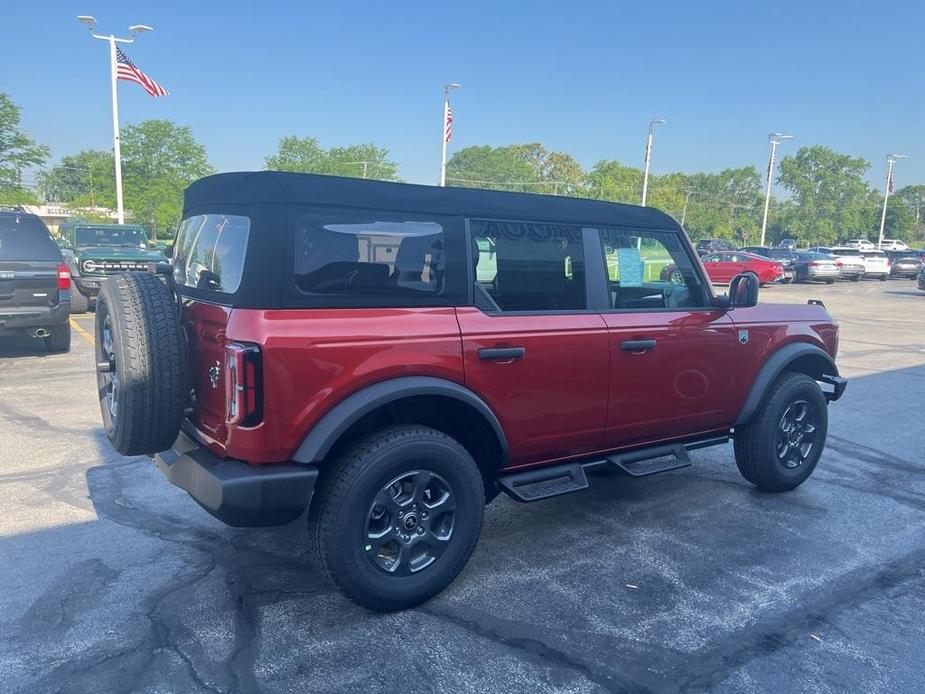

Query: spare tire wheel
[95,273,189,456]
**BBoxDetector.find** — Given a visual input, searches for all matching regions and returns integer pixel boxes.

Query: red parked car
[700,251,783,285]
[94,173,846,611]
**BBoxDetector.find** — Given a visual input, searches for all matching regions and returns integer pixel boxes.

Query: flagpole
[440,83,460,187]
[760,132,793,247]
[78,16,153,225]
[878,154,907,248]
[108,37,126,224]
[640,118,665,206]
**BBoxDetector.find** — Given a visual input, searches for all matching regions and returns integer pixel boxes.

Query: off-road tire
[308,425,485,611]
[44,324,71,352]
[95,273,188,456]
[734,372,828,492]
[70,288,89,314]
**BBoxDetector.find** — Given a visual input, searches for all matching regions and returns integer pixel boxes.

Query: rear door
[594,227,739,447]
[172,213,251,440]
[0,214,63,312]
[457,220,610,467]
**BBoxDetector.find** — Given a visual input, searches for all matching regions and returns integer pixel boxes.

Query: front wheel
[734,372,828,492]
[879,275,888,282]
[825,279,835,284]
[308,425,485,611]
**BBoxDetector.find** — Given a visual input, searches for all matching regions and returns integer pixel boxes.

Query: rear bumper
[0,301,69,334]
[155,430,319,527]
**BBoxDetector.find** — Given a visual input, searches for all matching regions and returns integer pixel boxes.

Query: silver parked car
[793,251,841,283]
[807,246,865,281]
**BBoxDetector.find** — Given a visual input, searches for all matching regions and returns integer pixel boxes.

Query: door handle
[478,347,526,361]
[619,339,657,352]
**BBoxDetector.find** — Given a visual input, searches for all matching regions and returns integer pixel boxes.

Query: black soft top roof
[183,171,679,230]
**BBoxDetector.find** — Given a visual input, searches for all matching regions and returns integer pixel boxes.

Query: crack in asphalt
[673,550,925,691]
[423,606,657,693]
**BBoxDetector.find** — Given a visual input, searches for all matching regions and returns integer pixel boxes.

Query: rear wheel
[44,324,70,352]
[70,288,89,314]
[308,425,485,611]
[825,279,835,284]
[734,372,828,492]
[95,273,188,456]
[879,274,888,281]
[850,274,860,282]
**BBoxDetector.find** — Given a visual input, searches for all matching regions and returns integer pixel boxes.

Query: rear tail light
[225,342,263,426]
[57,263,71,290]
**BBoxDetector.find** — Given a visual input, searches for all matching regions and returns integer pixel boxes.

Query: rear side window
[294,218,445,296]
[0,215,60,261]
[173,214,250,293]
[471,219,585,312]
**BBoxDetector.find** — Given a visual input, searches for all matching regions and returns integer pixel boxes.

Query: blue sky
[6,0,924,190]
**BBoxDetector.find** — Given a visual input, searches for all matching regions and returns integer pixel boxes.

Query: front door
[594,227,740,448]
[457,220,610,468]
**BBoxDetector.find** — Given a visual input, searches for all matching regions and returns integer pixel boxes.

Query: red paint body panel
[455,307,610,466]
[193,305,465,463]
[601,309,739,446]
[184,299,837,470]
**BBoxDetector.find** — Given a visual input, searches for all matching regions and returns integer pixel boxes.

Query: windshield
[768,249,794,259]
[75,226,148,248]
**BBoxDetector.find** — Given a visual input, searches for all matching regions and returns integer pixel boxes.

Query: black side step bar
[497,436,728,503]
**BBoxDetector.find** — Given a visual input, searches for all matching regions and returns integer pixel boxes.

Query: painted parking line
[69,319,95,346]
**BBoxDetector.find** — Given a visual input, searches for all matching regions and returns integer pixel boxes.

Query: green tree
[0,93,49,199]
[885,185,925,243]
[120,120,214,238]
[446,143,584,195]
[265,136,400,181]
[586,160,643,204]
[776,145,875,245]
[37,150,114,207]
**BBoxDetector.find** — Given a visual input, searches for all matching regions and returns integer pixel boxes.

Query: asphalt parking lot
[1,278,923,693]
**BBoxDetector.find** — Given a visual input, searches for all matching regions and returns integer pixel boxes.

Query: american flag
[767,152,775,179]
[888,169,894,194]
[116,47,169,97]
[444,102,453,143]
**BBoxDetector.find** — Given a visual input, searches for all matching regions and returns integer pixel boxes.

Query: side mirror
[729,272,759,308]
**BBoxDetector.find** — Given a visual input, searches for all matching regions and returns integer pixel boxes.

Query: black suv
[0,208,71,351]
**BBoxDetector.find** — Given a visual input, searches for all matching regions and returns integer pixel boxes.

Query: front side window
[471,219,585,312]
[173,214,250,294]
[294,219,444,296]
[598,228,708,310]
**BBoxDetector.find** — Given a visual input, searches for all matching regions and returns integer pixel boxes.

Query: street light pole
[878,153,907,248]
[760,132,793,247]
[440,83,460,187]
[641,118,666,206]
[78,16,153,225]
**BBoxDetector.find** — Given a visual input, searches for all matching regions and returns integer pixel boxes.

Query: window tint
[173,214,250,293]
[0,215,60,261]
[472,219,585,311]
[295,218,444,296]
[598,228,707,310]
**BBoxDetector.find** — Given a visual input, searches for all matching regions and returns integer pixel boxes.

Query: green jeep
[57,221,167,313]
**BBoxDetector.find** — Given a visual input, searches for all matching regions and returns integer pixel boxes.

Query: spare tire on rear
[95,272,189,456]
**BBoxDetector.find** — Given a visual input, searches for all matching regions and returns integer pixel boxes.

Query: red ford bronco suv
[94,172,846,611]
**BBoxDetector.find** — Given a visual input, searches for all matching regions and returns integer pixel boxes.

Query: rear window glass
[294,218,444,296]
[172,214,250,294]
[0,215,60,261]
[75,225,147,248]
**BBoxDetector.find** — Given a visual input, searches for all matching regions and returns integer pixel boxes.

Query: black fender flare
[735,342,839,426]
[291,376,509,464]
